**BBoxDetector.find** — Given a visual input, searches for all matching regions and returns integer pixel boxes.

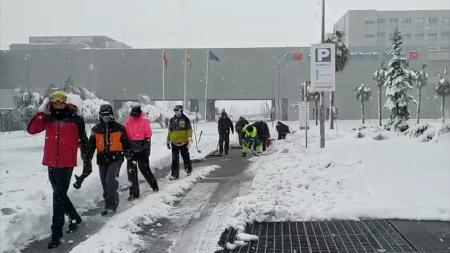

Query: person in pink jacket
[124,105,159,200]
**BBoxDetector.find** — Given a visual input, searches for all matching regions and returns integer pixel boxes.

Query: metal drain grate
[216,220,419,253]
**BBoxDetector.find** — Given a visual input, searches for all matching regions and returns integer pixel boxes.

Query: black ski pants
[171,143,192,179]
[99,161,122,211]
[218,132,230,154]
[127,150,158,197]
[48,167,80,240]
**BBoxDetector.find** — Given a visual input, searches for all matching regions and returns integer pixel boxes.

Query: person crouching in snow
[27,90,88,249]
[124,105,159,201]
[85,104,131,216]
[241,124,262,158]
[166,105,193,180]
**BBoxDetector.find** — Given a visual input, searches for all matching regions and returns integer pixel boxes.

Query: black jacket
[218,116,234,134]
[235,118,249,133]
[252,121,270,139]
[276,121,290,134]
[87,121,131,166]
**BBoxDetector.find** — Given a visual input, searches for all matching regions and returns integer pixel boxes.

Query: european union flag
[208,51,220,62]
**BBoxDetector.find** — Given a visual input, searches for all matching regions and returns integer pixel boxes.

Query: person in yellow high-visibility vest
[241,124,262,157]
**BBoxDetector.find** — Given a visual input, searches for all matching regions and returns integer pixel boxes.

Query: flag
[186,54,193,67]
[283,51,303,61]
[208,50,220,62]
[163,51,168,69]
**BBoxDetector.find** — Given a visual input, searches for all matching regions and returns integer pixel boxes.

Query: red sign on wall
[409,51,419,60]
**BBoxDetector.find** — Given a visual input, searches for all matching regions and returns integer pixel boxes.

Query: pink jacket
[124,113,152,141]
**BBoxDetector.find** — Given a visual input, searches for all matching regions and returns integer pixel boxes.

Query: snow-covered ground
[0,121,220,253]
[1,119,450,253]
[223,120,450,238]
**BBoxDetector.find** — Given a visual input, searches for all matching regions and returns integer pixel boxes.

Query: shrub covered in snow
[435,68,450,123]
[13,88,44,127]
[384,29,415,132]
[117,95,168,127]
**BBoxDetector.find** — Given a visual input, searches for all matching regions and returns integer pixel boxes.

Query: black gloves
[73,160,92,189]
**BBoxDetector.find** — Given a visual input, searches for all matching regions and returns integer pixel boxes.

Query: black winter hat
[130,105,142,117]
[99,104,114,116]
[174,105,183,111]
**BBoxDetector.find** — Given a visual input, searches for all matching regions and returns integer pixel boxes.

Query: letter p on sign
[316,48,331,62]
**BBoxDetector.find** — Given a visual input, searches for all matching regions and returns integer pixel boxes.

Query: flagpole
[184,49,187,109]
[162,49,165,112]
[204,50,209,121]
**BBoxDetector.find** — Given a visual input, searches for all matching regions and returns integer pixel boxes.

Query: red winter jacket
[27,106,88,168]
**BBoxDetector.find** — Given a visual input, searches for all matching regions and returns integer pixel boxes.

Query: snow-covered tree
[355,82,372,124]
[384,29,415,131]
[13,88,43,126]
[308,91,320,126]
[372,63,387,126]
[118,95,167,127]
[325,31,350,129]
[435,67,450,123]
[411,64,429,124]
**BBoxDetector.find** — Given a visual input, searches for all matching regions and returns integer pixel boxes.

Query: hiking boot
[67,218,82,233]
[168,175,178,180]
[101,209,116,216]
[47,237,61,249]
[185,169,192,176]
[128,195,139,201]
[152,185,159,192]
[241,153,246,158]
[218,152,223,157]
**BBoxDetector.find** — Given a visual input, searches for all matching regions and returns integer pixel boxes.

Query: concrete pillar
[281,98,288,120]
[207,99,216,121]
[270,99,276,121]
[189,99,199,112]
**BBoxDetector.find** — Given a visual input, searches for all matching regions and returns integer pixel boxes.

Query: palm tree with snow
[372,63,387,126]
[435,67,450,123]
[325,31,350,129]
[411,64,429,124]
[355,82,372,124]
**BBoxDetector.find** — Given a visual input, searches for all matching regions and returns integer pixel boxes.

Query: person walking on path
[27,90,88,249]
[124,105,159,201]
[252,121,271,151]
[166,105,193,180]
[276,121,290,140]
[235,116,249,146]
[85,104,131,216]
[217,110,234,156]
[241,124,262,158]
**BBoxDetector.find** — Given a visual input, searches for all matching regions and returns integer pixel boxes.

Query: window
[377,32,385,37]
[428,32,437,40]
[441,31,450,37]
[415,32,424,40]
[415,18,424,24]
[365,34,375,38]
[428,44,438,50]
[364,20,375,24]
[427,17,437,25]
[377,18,385,24]
[403,32,411,40]
[402,18,411,25]
[441,18,450,25]
[389,18,398,24]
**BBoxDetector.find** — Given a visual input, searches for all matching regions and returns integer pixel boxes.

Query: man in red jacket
[125,105,159,200]
[27,90,88,249]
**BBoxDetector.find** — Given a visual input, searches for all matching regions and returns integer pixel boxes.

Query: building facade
[334,10,450,50]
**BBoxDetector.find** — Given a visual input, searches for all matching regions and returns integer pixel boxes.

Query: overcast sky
[0,0,449,49]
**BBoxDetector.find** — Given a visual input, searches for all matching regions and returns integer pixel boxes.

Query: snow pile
[70,165,219,253]
[225,123,450,234]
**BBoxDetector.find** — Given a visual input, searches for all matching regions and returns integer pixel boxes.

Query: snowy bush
[65,94,108,123]
[435,68,450,123]
[373,63,387,127]
[13,88,44,126]
[411,64,428,124]
[355,82,372,124]
[384,29,415,132]
[117,95,167,127]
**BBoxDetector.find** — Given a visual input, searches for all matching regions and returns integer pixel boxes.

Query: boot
[47,237,61,249]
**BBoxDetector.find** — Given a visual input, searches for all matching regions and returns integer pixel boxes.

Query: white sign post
[310,44,335,92]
